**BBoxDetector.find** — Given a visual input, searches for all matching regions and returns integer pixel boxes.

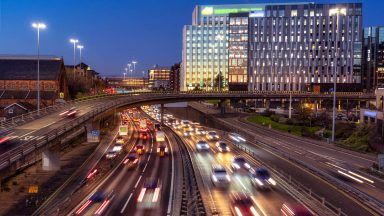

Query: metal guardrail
[217,118,384,216]
[233,143,345,216]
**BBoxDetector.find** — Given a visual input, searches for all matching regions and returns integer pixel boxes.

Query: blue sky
[0,0,381,76]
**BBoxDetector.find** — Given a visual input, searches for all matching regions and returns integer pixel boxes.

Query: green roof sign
[201,6,263,16]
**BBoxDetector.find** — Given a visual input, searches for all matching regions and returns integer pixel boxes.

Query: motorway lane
[165,108,377,216]
[0,98,117,155]
[173,127,297,216]
[72,120,173,215]
[227,117,384,204]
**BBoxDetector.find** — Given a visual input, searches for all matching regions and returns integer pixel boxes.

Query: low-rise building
[0,55,69,113]
[106,77,148,91]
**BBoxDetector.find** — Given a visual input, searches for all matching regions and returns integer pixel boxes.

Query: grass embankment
[247,115,321,137]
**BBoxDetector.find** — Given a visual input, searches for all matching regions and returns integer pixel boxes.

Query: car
[228,133,246,143]
[140,132,149,140]
[116,136,124,144]
[231,156,251,172]
[181,120,190,128]
[105,151,117,159]
[215,141,230,152]
[281,203,314,216]
[195,128,206,135]
[211,166,231,187]
[183,130,192,137]
[135,144,145,155]
[157,144,168,157]
[123,151,139,169]
[59,107,78,118]
[196,140,210,151]
[249,167,276,190]
[113,143,123,152]
[206,131,219,141]
[229,192,258,216]
[137,178,162,209]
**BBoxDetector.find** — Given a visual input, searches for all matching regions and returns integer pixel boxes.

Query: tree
[193,85,202,91]
[213,71,225,91]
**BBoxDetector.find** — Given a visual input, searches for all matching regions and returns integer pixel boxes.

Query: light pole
[77,45,84,68]
[132,61,137,75]
[330,8,346,143]
[209,44,216,91]
[124,67,128,80]
[127,63,132,77]
[70,38,79,80]
[289,72,292,119]
[216,35,224,91]
[32,22,46,115]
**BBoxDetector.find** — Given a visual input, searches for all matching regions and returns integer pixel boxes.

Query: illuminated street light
[216,34,224,91]
[132,61,137,76]
[32,22,46,115]
[124,67,128,80]
[329,8,346,143]
[77,45,84,69]
[127,63,132,77]
[70,38,79,80]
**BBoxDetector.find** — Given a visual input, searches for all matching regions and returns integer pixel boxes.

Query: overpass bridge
[0,91,376,175]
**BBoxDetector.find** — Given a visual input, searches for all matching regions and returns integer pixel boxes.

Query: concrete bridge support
[219,99,226,115]
[42,150,60,171]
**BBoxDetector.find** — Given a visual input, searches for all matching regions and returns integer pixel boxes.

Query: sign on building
[28,185,38,194]
[378,154,384,170]
[87,130,100,143]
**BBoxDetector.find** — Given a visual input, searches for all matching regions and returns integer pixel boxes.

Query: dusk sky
[0,0,381,77]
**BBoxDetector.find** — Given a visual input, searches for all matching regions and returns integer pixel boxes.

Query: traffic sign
[28,185,38,194]
[378,154,384,170]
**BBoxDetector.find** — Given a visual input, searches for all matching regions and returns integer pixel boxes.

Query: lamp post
[209,44,216,91]
[70,38,79,80]
[32,22,46,115]
[215,35,224,91]
[329,8,346,143]
[124,67,128,80]
[127,63,132,77]
[77,45,84,69]
[289,72,292,119]
[132,61,137,75]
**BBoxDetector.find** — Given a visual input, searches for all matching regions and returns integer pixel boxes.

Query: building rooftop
[0,56,64,80]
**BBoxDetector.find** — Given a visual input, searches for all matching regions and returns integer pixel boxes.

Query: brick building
[0,56,69,112]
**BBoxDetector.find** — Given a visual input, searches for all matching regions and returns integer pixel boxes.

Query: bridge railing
[0,90,374,132]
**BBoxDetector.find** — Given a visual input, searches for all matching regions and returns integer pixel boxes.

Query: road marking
[166,132,175,215]
[134,175,142,188]
[120,193,133,213]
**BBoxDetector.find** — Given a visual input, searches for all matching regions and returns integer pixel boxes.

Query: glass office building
[182,3,363,91]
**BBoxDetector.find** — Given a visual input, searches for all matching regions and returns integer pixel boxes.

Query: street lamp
[124,67,128,80]
[127,63,132,77]
[77,45,84,69]
[216,34,224,91]
[329,7,346,143]
[32,22,46,115]
[132,61,137,75]
[209,44,216,91]
[70,38,79,80]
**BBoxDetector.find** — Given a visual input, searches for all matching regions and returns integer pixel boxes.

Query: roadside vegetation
[247,108,380,153]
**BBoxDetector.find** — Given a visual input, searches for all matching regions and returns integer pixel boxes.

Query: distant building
[0,55,69,112]
[148,66,172,90]
[362,26,384,91]
[170,63,181,91]
[65,62,104,98]
[106,77,148,90]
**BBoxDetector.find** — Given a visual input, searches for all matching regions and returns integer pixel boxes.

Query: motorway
[189,102,384,215]
[173,125,298,215]
[67,109,175,216]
